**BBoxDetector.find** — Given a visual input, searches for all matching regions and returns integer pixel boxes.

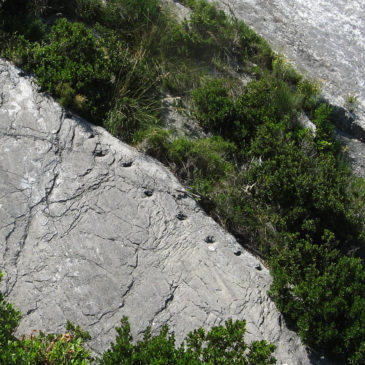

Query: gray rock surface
[162,95,206,139]
[162,0,191,21]
[336,129,365,179]
[0,59,321,363]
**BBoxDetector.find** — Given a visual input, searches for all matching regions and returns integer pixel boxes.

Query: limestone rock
[162,0,191,22]
[162,95,206,139]
[0,59,326,364]
[336,129,365,179]
[298,112,316,137]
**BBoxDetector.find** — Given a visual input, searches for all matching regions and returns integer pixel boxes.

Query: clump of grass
[345,93,358,112]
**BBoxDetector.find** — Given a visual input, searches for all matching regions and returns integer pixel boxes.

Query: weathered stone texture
[0,59,326,364]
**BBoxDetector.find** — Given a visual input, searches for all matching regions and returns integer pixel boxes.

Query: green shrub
[270,247,365,363]
[100,0,165,45]
[247,118,360,243]
[232,78,279,143]
[137,127,172,160]
[118,0,162,26]
[0,273,21,352]
[235,77,304,132]
[172,0,234,60]
[9,17,162,126]
[176,0,273,66]
[101,316,276,364]
[311,103,341,154]
[22,18,114,120]
[272,56,302,85]
[139,130,235,192]
[17,322,92,364]
[168,136,235,182]
[192,75,308,147]
[2,34,33,66]
[72,0,103,23]
[191,79,236,135]
[296,79,321,112]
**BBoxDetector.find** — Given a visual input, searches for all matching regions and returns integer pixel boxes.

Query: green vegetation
[101,316,276,364]
[0,273,276,364]
[345,94,358,112]
[1,0,364,363]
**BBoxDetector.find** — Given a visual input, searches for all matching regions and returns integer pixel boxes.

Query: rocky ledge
[0,59,325,363]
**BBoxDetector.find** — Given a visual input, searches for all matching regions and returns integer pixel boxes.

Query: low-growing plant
[345,93,358,112]
[137,127,172,160]
[296,79,321,112]
[191,79,236,134]
[104,97,159,143]
[0,272,21,350]
[168,136,235,183]
[270,246,365,363]
[20,18,115,121]
[272,56,302,85]
[101,316,276,364]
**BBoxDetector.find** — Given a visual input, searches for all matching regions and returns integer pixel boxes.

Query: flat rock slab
[0,59,320,364]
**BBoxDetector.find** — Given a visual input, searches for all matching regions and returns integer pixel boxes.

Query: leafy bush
[191,79,236,134]
[169,136,235,185]
[69,0,103,23]
[0,273,21,362]
[190,75,365,362]
[297,79,321,112]
[137,127,172,160]
[101,316,276,364]
[192,76,306,147]
[270,246,365,363]
[6,17,161,128]
[99,0,165,46]
[271,56,302,85]
[139,128,235,189]
[19,18,114,121]
[311,103,340,153]
[16,322,92,364]
[235,77,304,132]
